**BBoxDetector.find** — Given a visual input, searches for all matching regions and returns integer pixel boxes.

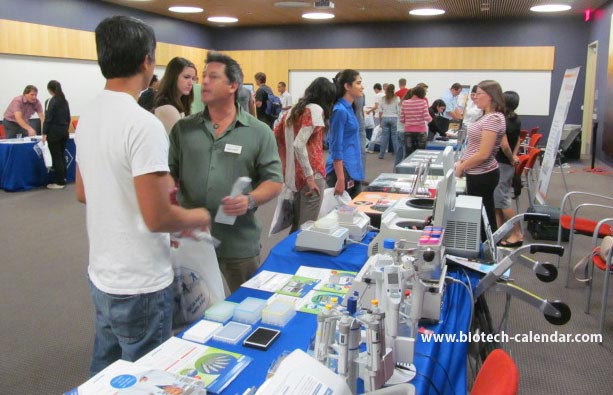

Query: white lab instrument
[295,216,349,256]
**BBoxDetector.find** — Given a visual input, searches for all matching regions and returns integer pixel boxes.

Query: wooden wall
[1,18,554,92]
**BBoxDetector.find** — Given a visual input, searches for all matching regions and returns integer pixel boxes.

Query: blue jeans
[88,279,173,376]
[378,117,398,158]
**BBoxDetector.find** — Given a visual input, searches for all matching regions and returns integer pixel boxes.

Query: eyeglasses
[474,91,487,96]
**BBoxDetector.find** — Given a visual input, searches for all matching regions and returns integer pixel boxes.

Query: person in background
[440,82,463,121]
[169,51,282,293]
[427,99,449,141]
[367,83,385,127]
[326,69,365,199]
[277,81,293,112]
[43,80,71,190]
[274,77,336,232]
[237,85,256,116]
[395,78,409,100]
[495,91,523,247]
[76,15,211,376]
[400,85,432,159]
[377,84,400,161]
[137,74,159,112]
[353,92,367,173]
[462,85,483,128]
[455,80,506,240]
[3,85,45,138]
[254,72,275,128]
[153,57,196,134]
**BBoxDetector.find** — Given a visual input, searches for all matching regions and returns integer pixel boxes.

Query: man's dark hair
[206,51,244,86]
[254,72,266,84]
[398,78,407,86]
[95,16,156,79]
[451,82,462,91]
[278,81,287,88]
[373,83,382,90]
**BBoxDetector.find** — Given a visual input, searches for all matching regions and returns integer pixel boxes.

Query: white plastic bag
[36,141,53,169]
[269,185,296,235]
[318,188,352,218]
[370,125,382,145]
[170,236,225,327]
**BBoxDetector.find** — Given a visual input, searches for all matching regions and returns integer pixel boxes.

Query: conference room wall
[210,17,591,145]
[0,0,212,49]
[588,3,613,165]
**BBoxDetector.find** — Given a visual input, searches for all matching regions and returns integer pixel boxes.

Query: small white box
[182,320,223,344]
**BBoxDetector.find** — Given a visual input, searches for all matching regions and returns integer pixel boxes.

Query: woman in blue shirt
[326,69,365,198]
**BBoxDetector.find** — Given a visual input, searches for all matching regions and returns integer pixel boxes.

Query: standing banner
[536,67,581,204]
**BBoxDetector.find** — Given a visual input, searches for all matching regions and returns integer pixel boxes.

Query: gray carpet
[1,152,612,394]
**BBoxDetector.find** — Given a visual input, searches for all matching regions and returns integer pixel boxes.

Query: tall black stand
[591,121,598,169]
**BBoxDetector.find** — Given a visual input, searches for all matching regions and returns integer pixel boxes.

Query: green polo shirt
[169,106,283,259]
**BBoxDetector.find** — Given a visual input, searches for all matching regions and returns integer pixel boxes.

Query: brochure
[64,359,207,395]
[136,337,252,394]
[275,275,320,298]
[295,266,357,294]
[240,270,293,292]
[297,290,345,314]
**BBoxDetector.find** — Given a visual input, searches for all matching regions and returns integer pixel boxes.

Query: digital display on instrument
[387,272,399,284]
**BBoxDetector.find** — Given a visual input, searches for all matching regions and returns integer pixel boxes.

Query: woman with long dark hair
[455,80,506,239]
[274,77,337,232]
[43,80,71,189]
[153,57,196,134]
[326,69,365,198]
[427,99,448,141]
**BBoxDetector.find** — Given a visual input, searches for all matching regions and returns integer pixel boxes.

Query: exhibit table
[0,136,76,191]
[180,231,474,395]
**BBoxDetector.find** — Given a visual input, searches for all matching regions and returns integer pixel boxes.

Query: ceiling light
[409,8,445,16]
[168,6,204,13]
[530,4,571,12]
[302,12,335,20]
[207,16,239,23]
[274,1,310,7]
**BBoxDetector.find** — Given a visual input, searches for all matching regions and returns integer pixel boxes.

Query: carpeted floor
[0,151,612,394]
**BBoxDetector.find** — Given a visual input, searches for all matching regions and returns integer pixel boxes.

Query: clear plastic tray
[212,321,252,344]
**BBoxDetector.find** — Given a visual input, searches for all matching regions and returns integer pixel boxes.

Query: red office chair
[529,126,540,136]
[0,124,5,139]
[471,349,519,395]
[528,133,543,149]
[71,119,78,131]
[582,219,613,340]
[558,191,613,286]
[522,148,541,205]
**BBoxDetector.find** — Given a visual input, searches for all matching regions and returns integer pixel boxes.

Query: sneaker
[47,183,66,190]
[366,150,375,154]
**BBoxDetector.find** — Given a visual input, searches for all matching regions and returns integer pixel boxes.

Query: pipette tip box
[182,319,223,344]
[261,299,296,327]
[204,301,237,323]
[233,297,268,324]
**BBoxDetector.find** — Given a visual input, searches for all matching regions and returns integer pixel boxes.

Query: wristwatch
[245,193,256,210]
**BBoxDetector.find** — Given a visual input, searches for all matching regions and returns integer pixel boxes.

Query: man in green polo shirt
[169,51,283,293]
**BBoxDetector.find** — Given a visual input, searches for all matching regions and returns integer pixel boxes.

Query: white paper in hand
[215,177,252,225]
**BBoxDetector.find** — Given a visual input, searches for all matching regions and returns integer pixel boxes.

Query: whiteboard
[0,54,167,119]
[289,70,551,116]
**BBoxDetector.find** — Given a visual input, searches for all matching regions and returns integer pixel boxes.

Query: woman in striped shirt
[400,85,432,159]
[455,80,506,238]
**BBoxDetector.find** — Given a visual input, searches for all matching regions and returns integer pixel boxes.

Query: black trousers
[326,166,362,199]
[466,168,500,241]
[48,135,68,184]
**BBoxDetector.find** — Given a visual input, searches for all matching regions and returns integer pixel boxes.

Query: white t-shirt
[280,91,292,109]
[75,90,173,295]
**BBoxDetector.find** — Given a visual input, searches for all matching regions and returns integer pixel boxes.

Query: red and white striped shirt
[461,112,506,174]
[400,98,431,133]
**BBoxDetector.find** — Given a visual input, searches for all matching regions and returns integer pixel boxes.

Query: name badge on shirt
[224,144,242,154]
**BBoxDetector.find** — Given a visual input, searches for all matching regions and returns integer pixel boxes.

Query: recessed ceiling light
[207,16,239,23]
[409,8,445,16]
[302,12,335,20]
[274,1,310,7]
[530,4,571,13]
[168,6,204,13]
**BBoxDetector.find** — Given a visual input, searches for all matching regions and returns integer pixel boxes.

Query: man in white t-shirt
[75,16,211,376]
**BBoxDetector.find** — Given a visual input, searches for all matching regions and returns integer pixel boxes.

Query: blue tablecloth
[0,138,76,191]
[182,232,473,395]
[426,140,458,151]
